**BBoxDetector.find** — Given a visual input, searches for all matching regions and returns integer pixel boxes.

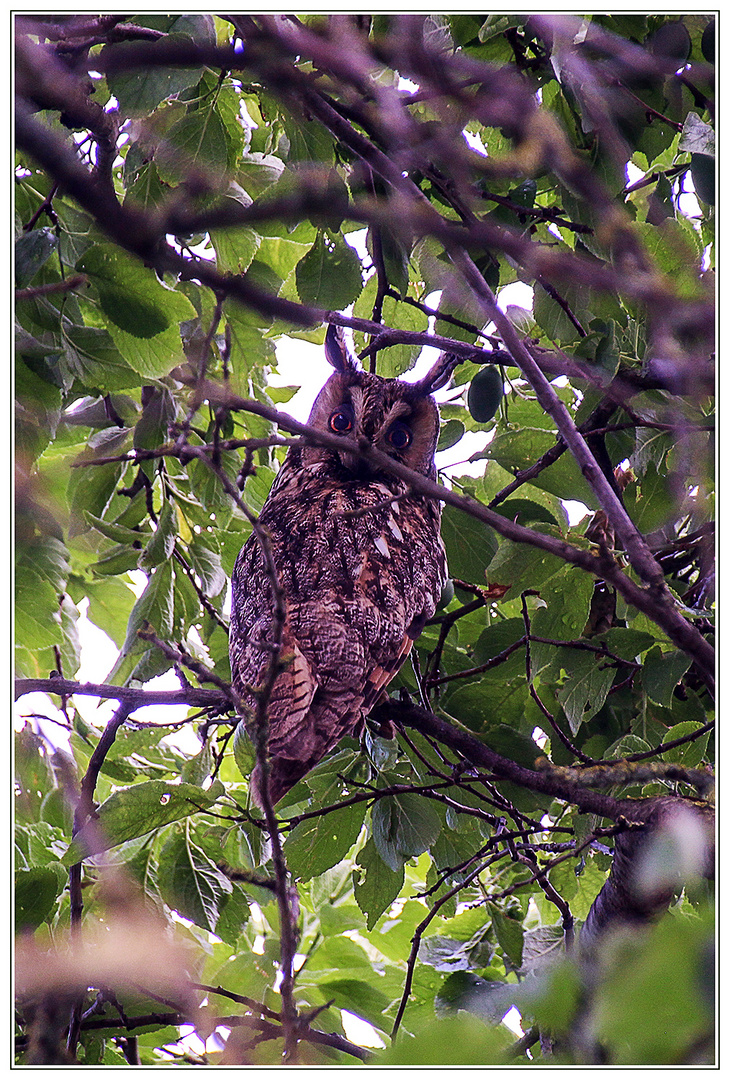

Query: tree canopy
[15,14,714,1067]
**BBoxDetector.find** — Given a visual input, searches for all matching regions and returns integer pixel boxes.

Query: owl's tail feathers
[250,757,311,808]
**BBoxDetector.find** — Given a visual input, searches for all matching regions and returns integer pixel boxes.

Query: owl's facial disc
[307,370,438,482]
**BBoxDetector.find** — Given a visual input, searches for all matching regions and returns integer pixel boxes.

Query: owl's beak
[338,446,373,479]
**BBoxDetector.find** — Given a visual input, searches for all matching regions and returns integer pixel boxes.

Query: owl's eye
[388,421,412,450]
[329,408,353,434]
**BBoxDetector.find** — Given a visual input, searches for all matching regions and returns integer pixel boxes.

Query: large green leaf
[15,865,65,931]
[157,823,233,933]
[486,536,564,598]
[284,801,367,882]
[295,230,363,309]
[557,651,616,735]
[76,245,195,372]
[15,227,58,288]
[106,18,215,113]
[105,562,175,684]
[641,647,692,708]
[484,428,598,508]
[63,778,225,863]
[353,836,404,930]
[371,791,441,872]
[440,504,498,584]
[157,107,229,182]
[353,277,430,377]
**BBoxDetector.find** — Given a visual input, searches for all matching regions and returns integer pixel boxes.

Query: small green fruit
[646,20,691,64]
[701,20,714,64]
[467,365,503,424]
[691,153,715,205]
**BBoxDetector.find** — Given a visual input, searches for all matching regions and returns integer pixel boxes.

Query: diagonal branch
[193,381,715,692]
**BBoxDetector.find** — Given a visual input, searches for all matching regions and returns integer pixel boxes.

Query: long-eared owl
[229,326,452,805]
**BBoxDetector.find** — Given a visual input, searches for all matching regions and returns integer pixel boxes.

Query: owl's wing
[246,626,321,808]
[262,628,318,757]
[360,633,413,715]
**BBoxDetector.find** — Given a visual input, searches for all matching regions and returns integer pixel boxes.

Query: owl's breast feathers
[229,463,445,803]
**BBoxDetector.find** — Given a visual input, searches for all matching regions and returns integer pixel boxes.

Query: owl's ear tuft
[325,324,358,373]
[416,351,461,395]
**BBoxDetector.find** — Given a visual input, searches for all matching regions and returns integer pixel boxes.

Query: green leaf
[83,510,149,546]
[485,427,598,509]
[601,627,657,660]
[62,324,142,392]
[493,498,561,528]
[440,504,497,584]
[376,230,410,297]
[530,568,596,646]
[295,230,363,309]
[371,791,441,872]
[557,651,615,735]
[678,112,715,157]
[660,722,710,767]
[420,936,476,973]
[623,463,675,533]
[187,534,226,597]
[519,958,582,1035]
[105,562,175,683]
[486,537,564,599]
[107,27,209,114]
[437,418,465,451]
[642,647,692,708]
[15,357,62,459]
[15,865,65,930]
[78,246,166,337]
[62,778,225,863]
[81,576,138,648]
[471,618,525,676]
[77,245,195,370]
[232,721,255,780]
[633,221,703,297]
[436,971,515,1024]
[139,498,177,569]
[315,977,390,1027]
[353,277,429,377]
[592,910,713,1064]
[15,227,58,288]
[68,458,126,536]
[214,883,252,947]
[380,1013,512,1065]
[212,224,262,275]
[489,904,524,968]
[157,107,229,182]
[15,535,69,674]
[157,823,233,933]
[284,801,367,883]
[534,282,594,344]
[353,836,404,930]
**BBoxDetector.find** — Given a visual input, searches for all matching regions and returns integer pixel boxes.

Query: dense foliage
[15,14,714,1066]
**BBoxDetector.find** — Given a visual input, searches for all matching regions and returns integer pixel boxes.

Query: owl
[229,326,454,806]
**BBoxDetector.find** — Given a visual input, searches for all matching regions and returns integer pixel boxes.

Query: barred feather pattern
[229,340,447,806]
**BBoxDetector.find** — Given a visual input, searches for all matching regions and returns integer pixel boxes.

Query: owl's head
[299,326,458,482]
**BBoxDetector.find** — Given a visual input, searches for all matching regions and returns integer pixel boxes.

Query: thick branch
[383,698,684,824]
[14,677,222,709]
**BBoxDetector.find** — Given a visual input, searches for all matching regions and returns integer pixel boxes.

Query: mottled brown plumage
[229,327,451,805]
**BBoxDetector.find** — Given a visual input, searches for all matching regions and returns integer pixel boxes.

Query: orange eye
[329,409,353,434]
[388,422,412,450]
